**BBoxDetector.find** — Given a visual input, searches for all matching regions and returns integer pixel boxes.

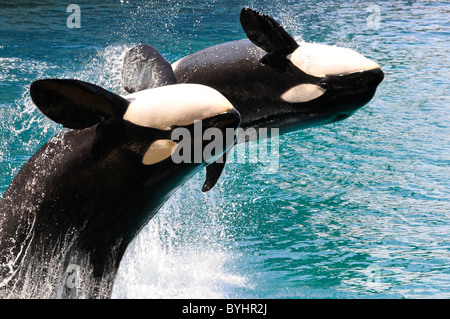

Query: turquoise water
[1,0,449,298]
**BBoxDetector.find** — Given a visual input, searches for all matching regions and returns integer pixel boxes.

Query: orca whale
[0,76,240,298]
[121,8,384,189]
[123,7,384,133]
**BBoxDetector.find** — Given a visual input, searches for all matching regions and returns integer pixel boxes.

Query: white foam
[112,179,247,299]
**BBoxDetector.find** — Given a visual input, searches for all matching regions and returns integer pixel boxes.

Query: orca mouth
[321,68,384,91]
[171,108,241,139]
[209,108,241,131]
[357,68,385,89]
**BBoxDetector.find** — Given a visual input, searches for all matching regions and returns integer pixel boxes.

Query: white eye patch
[142,139,178,165]
[280,83,326,103]
[289,42,380,77]
[123,83,234,130]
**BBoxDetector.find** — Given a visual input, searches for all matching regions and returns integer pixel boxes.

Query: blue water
[1,0,449,298]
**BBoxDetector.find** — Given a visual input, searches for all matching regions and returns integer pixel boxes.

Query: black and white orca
[121,8,384,185]
[123,7,384,133]
[0,74,240,298]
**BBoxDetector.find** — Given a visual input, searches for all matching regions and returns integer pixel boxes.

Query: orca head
[122,83,241,167]
[240,7,384,133]
[280,42,384,129]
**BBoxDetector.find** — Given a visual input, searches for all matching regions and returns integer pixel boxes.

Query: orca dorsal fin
[30,79,129,129]
[121,44,177,93]
[240,7,299,72]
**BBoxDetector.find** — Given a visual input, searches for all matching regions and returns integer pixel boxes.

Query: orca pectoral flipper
[240,7,299,72]
[30,79,129,129]
[121,44,177,93]
[202,152,228,192]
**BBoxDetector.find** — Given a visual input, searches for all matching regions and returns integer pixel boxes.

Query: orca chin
[327,113,352,124]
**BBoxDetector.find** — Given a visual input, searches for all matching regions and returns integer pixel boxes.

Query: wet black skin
[174,39,384,135]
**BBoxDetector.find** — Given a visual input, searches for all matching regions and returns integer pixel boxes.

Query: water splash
[68,44,132,95]
[112,176,247,299]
